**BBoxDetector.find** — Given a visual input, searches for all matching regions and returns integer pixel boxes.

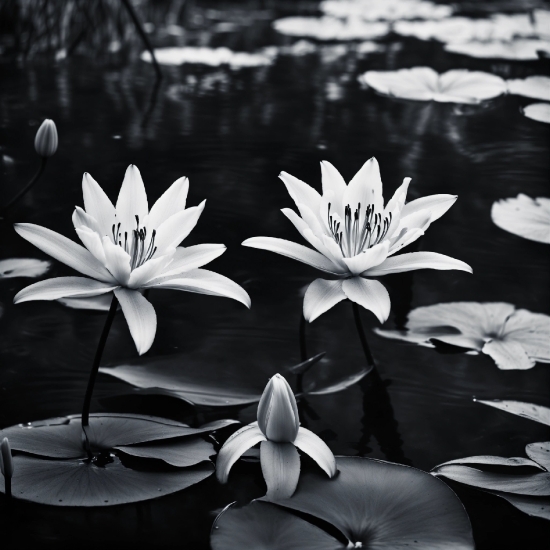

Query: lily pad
[0,454,213,507]
[491,492,550,520]
[0,414,237,458]
[523,103,550,124]
[211,501,345,550]
[491,194,550,244]
[375,302,550,370]
[100,352,364,406]
[0,258,50,279]
[526,442,550,471]
[273,16,389,41]
[432,455,545,470]
[507,76,550,101]
[445,39,550,60]
[476,399,550,426]
[268,457,474,548]
[432,465,550,496]
[360,67,507,104]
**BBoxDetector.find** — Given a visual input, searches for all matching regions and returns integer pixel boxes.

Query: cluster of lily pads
[1,2,549,548]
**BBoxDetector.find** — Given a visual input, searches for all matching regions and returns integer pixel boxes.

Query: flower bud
[257,374,300,443]
[34,119,58,158]
[0,437,14,479]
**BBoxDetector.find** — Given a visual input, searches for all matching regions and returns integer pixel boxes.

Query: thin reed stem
[2,157,47,214]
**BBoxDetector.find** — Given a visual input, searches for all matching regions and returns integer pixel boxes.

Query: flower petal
[145,268,251,308]
[320,161,347,197]
[482,339,535,370]
[147,176,189,229]
[342,241,389,276]
[294,428,336,478]
[242,237,346,275]
[14,223,114,283]
[279,171,321,214]
[383,178,411,239]
[14,277,117,303]
[82,172,116,236]
[364,252,472,276]
[260,441,301,502]
[303,279,347,322]
[159,244,226,276]
[127,253,174,289]
[102,237,131,286]
[115,165,149,231]
[72,206,101,234]
[113,288,157,355]
[344,157,383,213]
[388,228,426,255]
[401,194,457,223]
[216,424,266,483]
[342,277,391,323]
[75,227,107,264]
[154,201,206,252]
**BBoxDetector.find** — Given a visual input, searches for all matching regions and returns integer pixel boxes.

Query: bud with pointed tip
[0,437,14,479]
[34,119,58,158]
[257,374,300,443]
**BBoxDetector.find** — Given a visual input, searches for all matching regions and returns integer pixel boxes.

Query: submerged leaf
[476,400,550,426]
[211,501,345,550]
[491,194,550,244]
[0,455,213,506]
[0,258,50,279]
[270,457,474,548]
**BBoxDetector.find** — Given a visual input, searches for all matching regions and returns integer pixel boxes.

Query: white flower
[14,165,250,354]
[216,374,336,501]
[243,158,471,323]
[34,119,58,158]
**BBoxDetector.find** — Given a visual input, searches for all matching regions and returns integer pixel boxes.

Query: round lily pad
[211,501,345,550]
[0,454,213,507]
[271,457,474,549]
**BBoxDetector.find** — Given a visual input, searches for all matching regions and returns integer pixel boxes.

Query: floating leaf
[0,414,237,458]
[141,47,275,68]
[273,16,389,41]
[491,194,550,244]
[433,455,545,470]
[302,367,371,396]
[476,400,550,426]
[507,76,550,101]
[116,437,214,467]
[267,457,474,548]
[286,352,326,375]
[0,455,213,507]
[432,465,550,496]
[445,39,550,60]
[0,258,50,279]
[523,103,550,124]
[211,501,345,550]
[375,302,550,370]
[490,491,550,520]
[526,442,550,471]
[360,67,507,104]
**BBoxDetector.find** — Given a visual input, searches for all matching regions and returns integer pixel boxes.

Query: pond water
[0,1,549,548]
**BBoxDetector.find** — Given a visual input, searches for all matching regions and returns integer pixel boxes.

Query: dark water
[1,3,550,548]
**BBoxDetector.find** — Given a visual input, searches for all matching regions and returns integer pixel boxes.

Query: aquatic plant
[491,194,550,244]
[0,438,14,498]
[522,103,550,124]
[216,374,336,501]
[376,302,550,370]
[13,165,250,450]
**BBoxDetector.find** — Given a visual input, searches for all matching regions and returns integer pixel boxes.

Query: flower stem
[2,157,47,214]
[351,301,375,368]
[4,477,11,499]
[297,313,307,393]
[81,295,118,454]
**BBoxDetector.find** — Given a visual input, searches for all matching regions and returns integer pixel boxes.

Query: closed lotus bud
[257,374,300,443]
[34,119,58,158]
[0,437,14,479]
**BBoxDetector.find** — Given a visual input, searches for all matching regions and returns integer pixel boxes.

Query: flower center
[111,215,157,270]
[327,203,392,258]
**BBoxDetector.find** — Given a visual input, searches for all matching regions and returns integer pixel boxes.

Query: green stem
[2,157,47,213]
[81,295,118,454]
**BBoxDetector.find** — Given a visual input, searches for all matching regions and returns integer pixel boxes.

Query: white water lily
[13,165,250,354]
[243,158,471,323]
[216,374,336,501]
